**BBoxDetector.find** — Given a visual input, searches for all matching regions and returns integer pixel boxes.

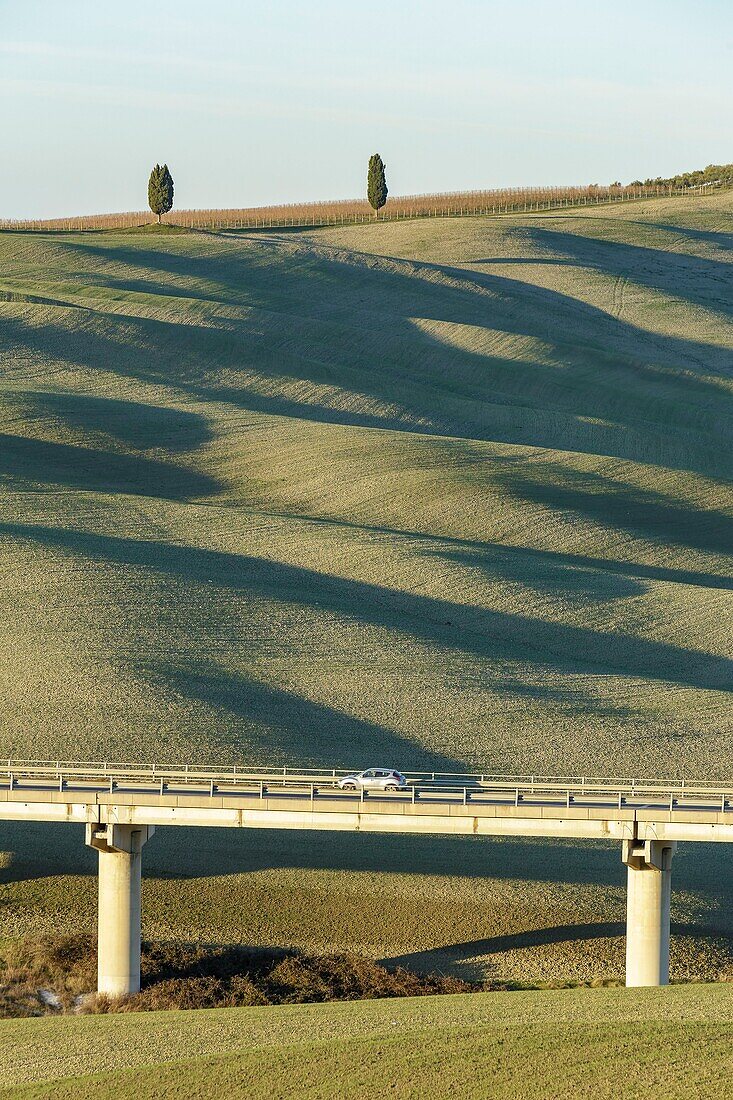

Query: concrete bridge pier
[86,823,155,997]
[623,839,676,987]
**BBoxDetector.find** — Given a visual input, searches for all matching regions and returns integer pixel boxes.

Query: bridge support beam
[622,839,676,987]
[86,823,154,997]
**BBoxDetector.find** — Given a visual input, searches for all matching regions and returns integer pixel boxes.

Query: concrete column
[622,839,676,987]
[86,823,155,997]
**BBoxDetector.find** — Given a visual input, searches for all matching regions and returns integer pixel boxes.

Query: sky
[1,0,731,219]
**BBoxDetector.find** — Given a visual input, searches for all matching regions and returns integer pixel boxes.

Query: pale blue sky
[2,0,731,218]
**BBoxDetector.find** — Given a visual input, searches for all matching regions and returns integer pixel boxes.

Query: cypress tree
[367,154,388,217]
[148,163,174,223]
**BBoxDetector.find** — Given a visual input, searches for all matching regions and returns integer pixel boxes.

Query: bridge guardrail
[1,759,731,810]
[3,757,719,788]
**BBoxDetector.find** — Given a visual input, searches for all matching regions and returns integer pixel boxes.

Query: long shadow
[383,919,733,976]
[10,240,726,555]
[264,510,733,593]
[146,830,625,883]
[5,821,733,924]
[41,235,733,461]
[57,237,261,305]
[0,823,623,886]
[626,221,733,251]
[385,921,628,973]
[1,313,415,437]
[4,295,731,481]
[1,523,730,694]
[468,227,733,265]
[391,251,732,382]
[465,257,571,267]
[20,392,214,453]
[0,289,93,310]
[0,432,218,501]
[424,545,646,602]
[494,464,733,559]
[142,663,464,773]
[67,273,239,306]
[65,233,733,377]
[521,227,733,318]
[0,826,96,883]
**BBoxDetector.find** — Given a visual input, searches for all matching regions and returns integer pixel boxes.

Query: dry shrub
[139,940,281,985]
[226,975,271,1007]
[128,976,228,1011]
[0,935,623,1018]
[2,932,96,986]
[0,982,48,1018]
[77,942,479,1014]
[265,953,469,1004]
[119,974,270,1012]
[0,934,96,1016]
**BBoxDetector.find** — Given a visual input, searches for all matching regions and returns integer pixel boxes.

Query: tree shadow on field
[0,432,218,500]
[141,662,465,774]
[627,221,733,252]
[425,545,648,603]
[492,463,733,560]
[58,237,264,306]
[148,658,640,763]
[1,523,731,697]
[20,392,214,453]
[267,510,733,593]
[518,227,733,317]
[8,230,730,479]
[0,389,218,500]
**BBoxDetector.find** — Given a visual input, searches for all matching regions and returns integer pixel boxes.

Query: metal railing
[1,759,731,813]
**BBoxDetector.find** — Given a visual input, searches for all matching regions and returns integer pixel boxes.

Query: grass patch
[2,984,733,1097]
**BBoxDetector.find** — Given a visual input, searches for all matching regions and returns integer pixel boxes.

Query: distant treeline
[627,162,733,189]
[3,163,730,233]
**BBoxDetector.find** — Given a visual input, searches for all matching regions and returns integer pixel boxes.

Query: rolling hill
[0,190,731,983]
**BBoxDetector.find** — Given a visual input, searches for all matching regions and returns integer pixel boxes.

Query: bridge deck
[1,765,732,842]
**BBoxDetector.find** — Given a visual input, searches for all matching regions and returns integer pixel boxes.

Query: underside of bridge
[82,824,677,996]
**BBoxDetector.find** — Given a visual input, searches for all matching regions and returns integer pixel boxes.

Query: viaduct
[2,761,732,997]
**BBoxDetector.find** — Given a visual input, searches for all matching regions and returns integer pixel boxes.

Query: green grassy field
[2,984,732,1098]
[0,192,731,982]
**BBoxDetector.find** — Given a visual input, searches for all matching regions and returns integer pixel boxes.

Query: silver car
[338,768,408,792]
